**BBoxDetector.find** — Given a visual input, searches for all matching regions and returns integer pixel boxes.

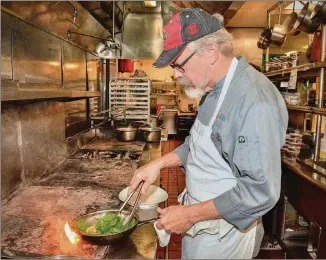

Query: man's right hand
[128,160,163,195]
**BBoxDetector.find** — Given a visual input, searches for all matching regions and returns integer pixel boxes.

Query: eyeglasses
[170,51,197,73]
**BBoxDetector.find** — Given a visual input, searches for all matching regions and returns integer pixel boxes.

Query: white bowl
[118,185,168,209]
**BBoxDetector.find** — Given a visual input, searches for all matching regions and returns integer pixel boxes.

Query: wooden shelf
[286,105,326,116]
[2,90,100,101]
[264,61,326,78]
[151,93,178,97]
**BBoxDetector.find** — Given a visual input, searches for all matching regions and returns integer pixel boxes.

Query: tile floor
[156,140,285,259]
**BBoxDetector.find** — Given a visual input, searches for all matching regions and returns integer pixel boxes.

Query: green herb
[77,212,137,235]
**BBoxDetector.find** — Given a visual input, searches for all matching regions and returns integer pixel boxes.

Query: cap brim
[152,43,188,68]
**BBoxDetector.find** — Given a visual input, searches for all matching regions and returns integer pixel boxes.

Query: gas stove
[71,149,142,160]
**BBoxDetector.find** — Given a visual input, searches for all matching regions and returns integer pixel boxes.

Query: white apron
[180,58,261,259]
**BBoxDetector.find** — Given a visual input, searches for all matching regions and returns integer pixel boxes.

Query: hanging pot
[282,3,301,36]
[310,1,326,24]
[257,28,272,49]
[293,2,321,34]
[271,7,287,47]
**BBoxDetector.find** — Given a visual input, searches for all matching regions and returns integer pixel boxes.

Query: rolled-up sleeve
[213,100,287,230]
[173,135,190,167]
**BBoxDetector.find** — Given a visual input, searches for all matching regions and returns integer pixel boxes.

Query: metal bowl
[116,127,137,142]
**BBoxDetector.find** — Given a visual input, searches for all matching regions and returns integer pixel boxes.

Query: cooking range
[1,140,152,259]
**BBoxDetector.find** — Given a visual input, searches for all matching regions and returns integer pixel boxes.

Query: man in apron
[128,8,288,259]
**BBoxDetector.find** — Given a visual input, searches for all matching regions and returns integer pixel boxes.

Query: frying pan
[71,209,158,245]
[282,2,301,36]
[293,2,321,34]
[311,1,326,24]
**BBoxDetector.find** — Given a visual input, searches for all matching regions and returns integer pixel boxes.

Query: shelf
[286,105,326,116]
[151,93,178,97]
[1,90,100,101]
[264,61,326,78]
[279,239,312,259]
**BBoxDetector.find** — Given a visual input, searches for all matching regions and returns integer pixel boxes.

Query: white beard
[178,76,206,99]
[184,87,205,99]
[177,65,211,99]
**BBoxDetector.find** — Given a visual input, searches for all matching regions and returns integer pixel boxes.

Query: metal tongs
[118,180,145,226]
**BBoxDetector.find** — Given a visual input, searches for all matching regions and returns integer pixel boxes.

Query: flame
[64,222,80,245]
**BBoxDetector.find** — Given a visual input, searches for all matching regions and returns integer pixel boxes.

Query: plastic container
[320,134,326,159]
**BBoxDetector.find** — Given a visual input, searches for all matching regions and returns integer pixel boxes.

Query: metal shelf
[264,61,326,78]
[109,77,150,121]
[2,90,100,101]
[286,105,326,116]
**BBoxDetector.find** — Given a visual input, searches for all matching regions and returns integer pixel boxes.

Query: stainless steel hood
[121,1,178,59]
[122,12,164,59]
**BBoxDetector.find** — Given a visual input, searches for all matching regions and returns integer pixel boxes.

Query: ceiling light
[144,1,157,7]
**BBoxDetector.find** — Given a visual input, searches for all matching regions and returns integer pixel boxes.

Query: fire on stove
[72,149,142,160]
[64,223,80,245]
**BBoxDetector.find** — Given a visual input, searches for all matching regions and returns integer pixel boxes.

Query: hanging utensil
[282,2,301,36]
[257,11,272,49]
[310,1,326,24]
[293,2,321,34]
[271,6,287,47]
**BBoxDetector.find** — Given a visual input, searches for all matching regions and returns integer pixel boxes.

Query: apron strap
[208,57,239,128]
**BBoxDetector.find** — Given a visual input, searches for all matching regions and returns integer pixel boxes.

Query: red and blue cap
[152,8,223,68]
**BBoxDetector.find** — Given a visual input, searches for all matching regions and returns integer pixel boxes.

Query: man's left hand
[156,205,193,234]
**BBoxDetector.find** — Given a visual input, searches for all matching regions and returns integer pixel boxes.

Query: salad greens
[76,212,136,235]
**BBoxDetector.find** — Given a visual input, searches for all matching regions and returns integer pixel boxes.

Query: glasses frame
[170,51,198,73]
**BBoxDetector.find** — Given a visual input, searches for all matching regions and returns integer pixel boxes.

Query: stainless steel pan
[71,209,158,245]
[271,6,287,47]
[294,2,321,34]
[282,2,301,36]
[311,1,326,24]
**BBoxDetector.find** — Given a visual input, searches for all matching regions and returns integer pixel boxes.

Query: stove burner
[72,149,142,160]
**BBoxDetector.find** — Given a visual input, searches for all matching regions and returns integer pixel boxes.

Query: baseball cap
[152,8,224,68]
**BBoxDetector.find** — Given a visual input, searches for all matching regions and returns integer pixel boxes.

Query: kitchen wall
[229,27,263,67]
[1,102,67,199]
[1,10,103,199]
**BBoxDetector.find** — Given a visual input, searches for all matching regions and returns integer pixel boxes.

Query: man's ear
[204,44,219,65]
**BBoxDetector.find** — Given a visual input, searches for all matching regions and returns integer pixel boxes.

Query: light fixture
[144,1,157,7]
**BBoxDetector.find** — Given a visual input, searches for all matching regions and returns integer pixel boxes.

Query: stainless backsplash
[1,102,67,199]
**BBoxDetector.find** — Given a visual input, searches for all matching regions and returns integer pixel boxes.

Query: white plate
[118,185,168,209]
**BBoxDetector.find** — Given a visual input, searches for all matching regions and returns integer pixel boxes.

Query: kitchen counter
[279,156,326,258]
[1,138,162,259]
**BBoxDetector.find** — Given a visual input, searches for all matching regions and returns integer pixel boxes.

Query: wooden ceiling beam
[181,1,193,8]
[223,1,246,26]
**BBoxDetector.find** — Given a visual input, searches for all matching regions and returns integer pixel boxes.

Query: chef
[128,8,288,259]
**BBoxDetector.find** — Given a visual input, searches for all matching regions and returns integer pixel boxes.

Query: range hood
[121,1,177,59]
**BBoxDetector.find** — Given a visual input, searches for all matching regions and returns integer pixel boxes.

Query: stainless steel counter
[1,139,162,259]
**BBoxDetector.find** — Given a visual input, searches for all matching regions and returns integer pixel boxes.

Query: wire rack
[109,77,151,121]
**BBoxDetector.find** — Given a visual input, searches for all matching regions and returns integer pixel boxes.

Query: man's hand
[156,205,194,234]
[156,200,221,234]
[128,160,163,195]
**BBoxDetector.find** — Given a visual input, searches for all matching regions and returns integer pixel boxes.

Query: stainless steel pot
[138,127,161,143]
[294,2,321,34]
[311,1,326,24]
[257,28,272,49]
[271,7,287,47]
[282,4,301,36]
[116,127,137,142]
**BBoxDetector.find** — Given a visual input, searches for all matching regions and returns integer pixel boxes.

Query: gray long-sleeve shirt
[174,57,288,230]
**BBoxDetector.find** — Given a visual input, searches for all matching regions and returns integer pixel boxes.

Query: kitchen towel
[154,221,171,247]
